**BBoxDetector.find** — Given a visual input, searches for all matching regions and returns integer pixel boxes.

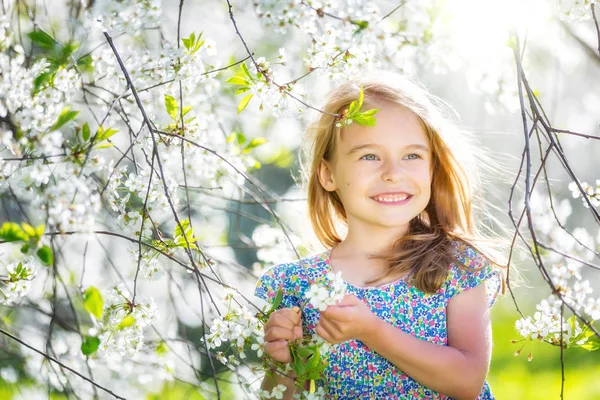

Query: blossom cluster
[569,180,600,208]
[559,0,598,20]
[97,285,158,358]
[205,301,263,367]
[514,262,599,350]
[0,256,37,305]
[306,271,347,312]
[91,0,163,35]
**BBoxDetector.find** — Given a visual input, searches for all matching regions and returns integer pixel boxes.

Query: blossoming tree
[0,0,599,399]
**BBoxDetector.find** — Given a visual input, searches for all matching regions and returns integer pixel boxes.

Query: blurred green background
[487,296,600,400]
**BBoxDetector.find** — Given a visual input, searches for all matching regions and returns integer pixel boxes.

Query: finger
[315,322,337,344]
[264,340,291,363]
[318,316,342,335]
[264,325,298,342]
[322,306,347,322]
[337,294,359,306]
[265,308,302,331]
[293,324,303,340]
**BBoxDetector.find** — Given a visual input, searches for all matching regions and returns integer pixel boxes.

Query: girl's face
[318,101,432,236]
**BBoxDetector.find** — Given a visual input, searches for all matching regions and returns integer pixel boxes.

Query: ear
[318,161,337,192]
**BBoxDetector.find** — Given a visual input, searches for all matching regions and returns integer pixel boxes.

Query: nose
[381,158,404,183]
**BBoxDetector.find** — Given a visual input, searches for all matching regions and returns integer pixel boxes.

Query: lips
[371,192,413,203]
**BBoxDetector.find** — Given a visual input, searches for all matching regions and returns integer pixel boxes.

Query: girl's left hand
[316,294,378,344]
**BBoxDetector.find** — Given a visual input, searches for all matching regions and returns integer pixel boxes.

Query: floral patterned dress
[254,241,502,399]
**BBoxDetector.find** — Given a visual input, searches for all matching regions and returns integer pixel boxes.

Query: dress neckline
[323,247,413,291]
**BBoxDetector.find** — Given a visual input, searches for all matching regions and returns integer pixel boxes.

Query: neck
[335,221,410,258]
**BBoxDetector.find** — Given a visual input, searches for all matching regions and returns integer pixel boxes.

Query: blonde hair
[301,72,508,294]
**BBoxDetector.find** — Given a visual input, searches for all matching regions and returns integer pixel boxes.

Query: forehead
[338,101,429,150]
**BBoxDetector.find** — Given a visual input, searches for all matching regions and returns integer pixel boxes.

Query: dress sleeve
[445,244,503,308]
[254,262,301,310]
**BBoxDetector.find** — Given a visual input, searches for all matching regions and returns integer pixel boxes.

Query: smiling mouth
[371,194,413,203]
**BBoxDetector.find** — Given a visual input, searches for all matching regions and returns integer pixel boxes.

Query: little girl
[254,73,506,400]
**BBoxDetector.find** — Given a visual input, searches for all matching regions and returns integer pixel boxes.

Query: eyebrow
[347,143,430,155]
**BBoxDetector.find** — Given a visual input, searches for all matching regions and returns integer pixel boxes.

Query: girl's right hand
[263,306,303,363]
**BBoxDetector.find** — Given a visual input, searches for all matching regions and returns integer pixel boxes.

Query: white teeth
[374,194,409,202]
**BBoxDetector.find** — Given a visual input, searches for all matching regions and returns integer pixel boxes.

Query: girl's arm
[317,283,492,400]
[360,283,492,400]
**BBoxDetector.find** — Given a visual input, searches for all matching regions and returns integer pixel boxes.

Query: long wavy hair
[302,72,507,294]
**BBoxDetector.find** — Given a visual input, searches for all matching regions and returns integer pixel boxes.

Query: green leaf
[351,20,369,33]
[182,105,193,116]
[77,54,94,73]
[347,86,365,116]
[243,137,267,152]
[270,288,283,313]
[36,245,53,266]
[237,93,253,114]
[33,69,57,93]
[21,223,37,238]
[226,76,250,86]
[50,107,79,131]
[240,63,253,81]
[81,335,100,356]
[174,219,191,239]
[306,350,320,371]
[579,340,600,351]
[164,94,179,121]
[95,126,119,143]
[296,346,315,359]
[20,244,30,254]
[226,132,246,145]
[84,287,104,320]
[93,142,114,149]
[292,354,306,376]
[82,122,90,141]
[235,86,251,95]
[27,30,56,50]
[156,341,168,355]
[351,112,378,126]
[118,314,136,330]
[35,224,45,237]
[0,222,29,242]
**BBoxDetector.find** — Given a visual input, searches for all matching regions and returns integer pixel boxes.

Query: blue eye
[404,154,421,160]
[360,154,378,161]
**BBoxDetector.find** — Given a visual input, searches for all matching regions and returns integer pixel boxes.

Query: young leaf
[269,288,284,313]
[156,341,169,355]
[82,122,90,141]
[164,94,179,121]
[226,76,250,86]
[81,335,100,356]
[118,314,136,330]
[93,142,114,149]
[20,223,37,238]
[35,224,45,238]
[50,107,79,131]
[347,86,365,116]
[237,93,253,114]
[84,286,104,320]
[36,245,54,266]
[351,113,378,127]
[296,346,315,359]
[0,222,29,242]
[240,63,253,81]
[27,30,56,50]
[235,86,251,95]
[243,137,267,152]
[182,105,193,116]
